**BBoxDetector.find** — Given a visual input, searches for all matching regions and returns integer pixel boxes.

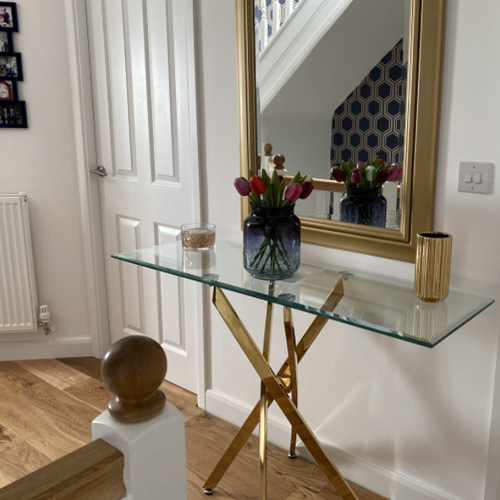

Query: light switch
[458,162,493,194]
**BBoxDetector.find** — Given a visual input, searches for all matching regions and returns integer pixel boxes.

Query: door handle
[91,166,108,177]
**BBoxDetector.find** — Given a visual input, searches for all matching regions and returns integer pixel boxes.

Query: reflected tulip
[397,166,403,181]
[299,181,314,199]
[376,169,389,184]
[366,165,376,182]
[249,175,266,195]
[386,166,399,182]
[350,169,362,184]
[285,183,303,202]
[234,177,251,196]
[331,167,345,182]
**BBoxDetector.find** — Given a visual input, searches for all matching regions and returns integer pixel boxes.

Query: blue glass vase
[340,187,387,228]
[243,204,300,280]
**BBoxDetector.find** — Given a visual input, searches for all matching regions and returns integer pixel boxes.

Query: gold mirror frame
[236,0,446,262]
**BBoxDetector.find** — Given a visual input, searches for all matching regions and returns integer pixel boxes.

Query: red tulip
[376,169,389,184]
[299,181,314,199]
[331,167,345,182]
[285,183,303,202]
[249,175,266,195]
[350,169,362,184]
[234,177,251,196]
[378,159,385,166]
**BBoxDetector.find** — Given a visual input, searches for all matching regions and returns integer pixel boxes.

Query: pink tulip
[350,169,362,184]
[234,177,251,196]
[386,166,399,182]
[285,183,303,202]
[249,175,266,195]
[331,167,345,182]
[397,166,403,181]
[299,181,314,199]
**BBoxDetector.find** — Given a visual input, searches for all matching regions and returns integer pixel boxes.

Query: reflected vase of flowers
[340,186,387,227]
[331,157,403,229]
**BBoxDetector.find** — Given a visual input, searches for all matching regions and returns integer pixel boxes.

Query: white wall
[0,0,92,358]
[197,1,500,499]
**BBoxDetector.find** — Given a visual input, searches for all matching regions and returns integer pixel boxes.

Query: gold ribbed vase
[414,232,452,302]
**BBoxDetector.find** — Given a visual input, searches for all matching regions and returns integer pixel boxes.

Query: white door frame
[64,0,207,408]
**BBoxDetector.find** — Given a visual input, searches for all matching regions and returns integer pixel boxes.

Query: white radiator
[0,194,38,333]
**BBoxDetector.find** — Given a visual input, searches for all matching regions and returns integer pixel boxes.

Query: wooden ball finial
[264,143,273,156]
[273,153,285,170]
[101,336,167,423]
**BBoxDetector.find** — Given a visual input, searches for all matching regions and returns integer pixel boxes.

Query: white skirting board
[205,389,463,500]
[0,337,93,361]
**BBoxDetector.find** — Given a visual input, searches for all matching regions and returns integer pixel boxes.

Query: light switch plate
[458,161,493,194]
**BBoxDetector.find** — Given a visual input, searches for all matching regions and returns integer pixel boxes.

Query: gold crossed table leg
[203,279,358,500]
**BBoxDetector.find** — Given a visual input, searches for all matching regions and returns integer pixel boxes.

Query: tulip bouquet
[234,169,314,206]
[331,157,403,188]
[234,170,314,280]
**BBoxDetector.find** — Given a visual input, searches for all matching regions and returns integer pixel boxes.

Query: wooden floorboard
[0,358,386,499]
[57,357,103,382]
[0,442,52,483]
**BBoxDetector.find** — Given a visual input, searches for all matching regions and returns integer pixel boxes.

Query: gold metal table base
[203,279,358,500]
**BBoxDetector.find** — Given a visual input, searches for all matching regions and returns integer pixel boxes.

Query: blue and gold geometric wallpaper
[330,38,406,166]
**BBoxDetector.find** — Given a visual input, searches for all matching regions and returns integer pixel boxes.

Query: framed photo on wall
[0,2,18,32]
[0,100,27,128]
[0,79,16,100]
[0,30,12,52]
[0,52,22,80]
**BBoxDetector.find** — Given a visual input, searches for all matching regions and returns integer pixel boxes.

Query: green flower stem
[249,231,290,277]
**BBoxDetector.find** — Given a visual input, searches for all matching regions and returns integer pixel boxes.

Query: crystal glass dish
[180,223,216,251]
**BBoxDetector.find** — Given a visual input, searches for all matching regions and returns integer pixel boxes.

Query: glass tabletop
[112,241,494,348]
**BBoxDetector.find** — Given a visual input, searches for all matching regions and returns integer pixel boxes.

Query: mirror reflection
[254,0,410,229]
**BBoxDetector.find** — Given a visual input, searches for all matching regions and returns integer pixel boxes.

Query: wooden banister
[0,439,125,500]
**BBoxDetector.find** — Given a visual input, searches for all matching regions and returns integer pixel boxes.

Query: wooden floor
[0,358,385,499]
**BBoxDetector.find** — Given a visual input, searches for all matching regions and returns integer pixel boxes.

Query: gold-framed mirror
[235,0,446,262]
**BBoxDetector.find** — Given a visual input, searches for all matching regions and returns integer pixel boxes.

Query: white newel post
[93,336,188,500]
[383,181,399,230]
[92,405,187,500]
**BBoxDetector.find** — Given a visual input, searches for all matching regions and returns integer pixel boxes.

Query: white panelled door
[86,0,202,393]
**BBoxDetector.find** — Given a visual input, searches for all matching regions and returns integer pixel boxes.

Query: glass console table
[113,241,494,499]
